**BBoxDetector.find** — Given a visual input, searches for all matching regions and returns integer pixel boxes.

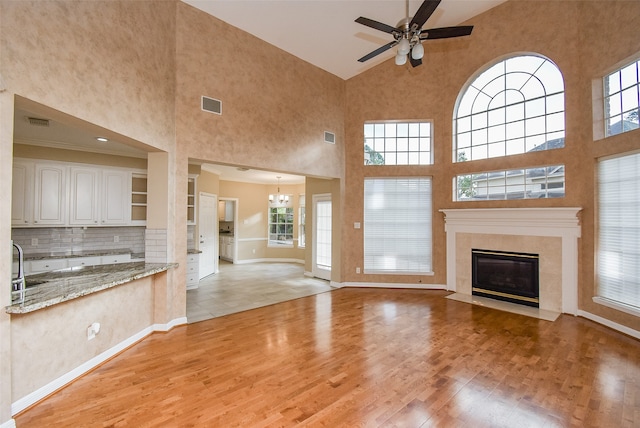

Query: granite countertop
[6,262,177,314]
[24,249,133,261]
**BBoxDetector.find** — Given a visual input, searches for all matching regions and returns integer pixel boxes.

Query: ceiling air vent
[324,131,336,144]
[27,116,50,127]
[201,96,222,115]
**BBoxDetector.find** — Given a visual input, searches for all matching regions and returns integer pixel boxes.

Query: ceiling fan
[355,0,474,67]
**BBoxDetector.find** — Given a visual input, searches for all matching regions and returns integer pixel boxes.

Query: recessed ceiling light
[96,137,108,142]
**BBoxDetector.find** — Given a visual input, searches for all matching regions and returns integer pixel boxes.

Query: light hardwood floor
[16,288,640,427]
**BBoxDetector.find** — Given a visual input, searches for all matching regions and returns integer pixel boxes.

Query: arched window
[454,55,565,162]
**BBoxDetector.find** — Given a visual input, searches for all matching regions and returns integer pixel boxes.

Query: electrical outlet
[356,267,361,274]
[87,322,101,340]
[31,238,38,246]
[113,236,119,243]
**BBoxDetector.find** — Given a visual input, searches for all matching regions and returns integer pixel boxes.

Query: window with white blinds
[364,178,432,274]
[597,152,640,314]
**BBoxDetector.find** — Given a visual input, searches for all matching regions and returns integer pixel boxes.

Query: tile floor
[186,261,334,323]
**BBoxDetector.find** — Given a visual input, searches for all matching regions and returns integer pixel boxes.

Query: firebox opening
[472,249,540,308]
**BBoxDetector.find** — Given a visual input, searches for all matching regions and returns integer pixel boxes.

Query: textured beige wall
[175,2,345,180]
[1,1,176,152]
[343,0,640,330]
[11,276,154,401]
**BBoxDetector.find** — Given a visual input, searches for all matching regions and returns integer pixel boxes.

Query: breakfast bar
[6,262,177,314]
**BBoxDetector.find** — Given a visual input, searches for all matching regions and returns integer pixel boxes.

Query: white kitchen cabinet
[186,253,200,289]
[11,161,33,226]
[67,256,102,268]
[33,163,66,226]
[218,200,235,222]
[219,235,234,261]
[69,167,100,225]
[101,253,131,264]
[101,169,131,225]
[30,258,67,274]
[12,159,144,228]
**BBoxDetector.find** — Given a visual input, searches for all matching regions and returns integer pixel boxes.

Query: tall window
[596,152,640,314]
[364,178,432,274]
[455,165,565,200]
[268,203,293,247]
[454,55,565,162]
[364,121,432,165]
[298,194,306,248]
[315,199,332,270]
[604,58,640,137]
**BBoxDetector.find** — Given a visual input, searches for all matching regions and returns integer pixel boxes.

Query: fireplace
[472,249,539,308]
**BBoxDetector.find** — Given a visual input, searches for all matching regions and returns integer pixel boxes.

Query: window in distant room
[268,201,294,247]
[454,55,565,162]
[604,58,640,137]
[363,177,432,274]
[595,152,640,316]
[364,121,432,165]
[298,194,306,248]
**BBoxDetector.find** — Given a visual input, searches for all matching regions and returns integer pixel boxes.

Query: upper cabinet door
[33,163,66,225]
[101,169,131,225]
[69,167,100,225]
[12,161,33,226]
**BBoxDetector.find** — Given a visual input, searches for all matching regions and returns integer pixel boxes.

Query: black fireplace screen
[472,249,540,307]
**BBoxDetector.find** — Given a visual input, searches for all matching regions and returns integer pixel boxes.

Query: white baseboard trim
[11,317,187,416]
[577,310,640,340]
[0,418,16,428]
[153,317,188,332]
[233,258,304,265]
[341,282,447,290]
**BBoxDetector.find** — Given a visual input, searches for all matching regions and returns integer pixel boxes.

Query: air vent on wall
[201,96,222,115]
[27,116,50,127]
[324,131,336,144]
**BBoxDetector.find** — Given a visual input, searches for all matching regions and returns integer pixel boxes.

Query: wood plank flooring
[15,288,640,427]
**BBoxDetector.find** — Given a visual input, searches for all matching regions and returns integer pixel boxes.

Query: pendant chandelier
[269,176,289,204]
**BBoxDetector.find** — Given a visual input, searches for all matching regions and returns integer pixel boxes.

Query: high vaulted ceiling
[182,0,506,80]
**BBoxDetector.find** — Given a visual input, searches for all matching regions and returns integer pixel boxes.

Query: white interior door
[199,192,218,279]
[312,194,332,281]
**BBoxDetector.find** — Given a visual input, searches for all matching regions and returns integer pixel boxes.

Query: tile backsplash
[12,227,145,256]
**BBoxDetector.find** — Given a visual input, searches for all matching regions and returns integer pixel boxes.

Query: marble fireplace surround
[441,208,582,315]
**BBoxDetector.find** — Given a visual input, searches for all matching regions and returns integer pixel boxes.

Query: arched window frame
[453,54,565,162]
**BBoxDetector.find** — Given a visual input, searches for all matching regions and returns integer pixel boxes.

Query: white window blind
[364,178,432,274]
[597,152,640,311]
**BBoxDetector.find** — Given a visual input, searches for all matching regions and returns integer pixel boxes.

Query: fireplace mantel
[441,208,582,315]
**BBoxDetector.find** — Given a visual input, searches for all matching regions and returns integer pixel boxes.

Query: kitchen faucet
[12,242,26,302]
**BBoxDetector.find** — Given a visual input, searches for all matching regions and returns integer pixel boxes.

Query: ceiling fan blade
[410,56,423,68]
[409,0,441,31]
[358,41,398,62]
[355,17,397,34]
[420,26,474,40]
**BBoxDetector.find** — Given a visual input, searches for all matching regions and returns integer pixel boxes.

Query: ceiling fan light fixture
[395,52,407,65]
[397,38,411,56]
[411,42,424,60]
